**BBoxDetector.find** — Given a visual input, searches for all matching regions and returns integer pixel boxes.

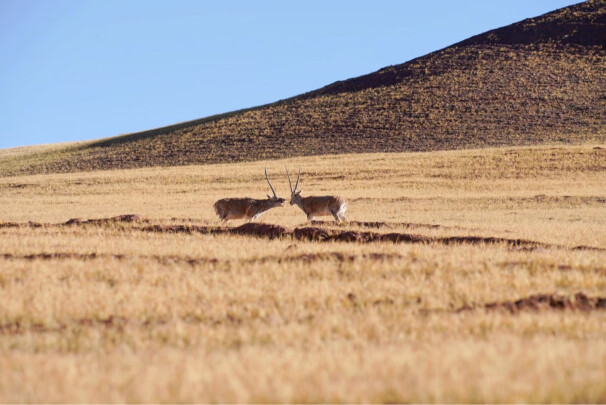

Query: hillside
[1,0,605,176]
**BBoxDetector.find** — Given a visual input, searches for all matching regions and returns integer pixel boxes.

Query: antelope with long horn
[286,167,347,223]
[214,168,285,223]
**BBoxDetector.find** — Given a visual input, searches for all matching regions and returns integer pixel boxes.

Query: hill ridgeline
[2,0,605,176]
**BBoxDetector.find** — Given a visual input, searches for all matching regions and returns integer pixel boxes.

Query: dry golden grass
[1,144,605,403]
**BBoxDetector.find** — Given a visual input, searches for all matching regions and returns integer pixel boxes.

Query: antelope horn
[265,167,278,198]
[285,166,293,193]
[294,167,301,193]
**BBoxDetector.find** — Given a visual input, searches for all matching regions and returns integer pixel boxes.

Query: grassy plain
[1,144,605,403]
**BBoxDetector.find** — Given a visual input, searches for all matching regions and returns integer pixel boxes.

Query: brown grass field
[1,144,606,403]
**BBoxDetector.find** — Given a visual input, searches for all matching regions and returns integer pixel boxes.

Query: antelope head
[285,166,303,206]
[265,167,285,206]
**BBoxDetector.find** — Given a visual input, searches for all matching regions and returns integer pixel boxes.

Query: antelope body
[286,167,347,223]
[214,168,285,223]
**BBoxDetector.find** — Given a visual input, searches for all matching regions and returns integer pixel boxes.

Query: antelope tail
[339,201,348,214]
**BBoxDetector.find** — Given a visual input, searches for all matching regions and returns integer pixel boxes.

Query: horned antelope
[214,168,285,223]
[286,167,347,223]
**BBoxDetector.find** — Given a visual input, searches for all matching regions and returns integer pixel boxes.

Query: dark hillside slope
[2,0,605,176]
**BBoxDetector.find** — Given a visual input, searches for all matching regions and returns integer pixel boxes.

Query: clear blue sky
[0,0,580,149]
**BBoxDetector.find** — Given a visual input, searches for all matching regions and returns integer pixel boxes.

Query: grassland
[1,144,605,403]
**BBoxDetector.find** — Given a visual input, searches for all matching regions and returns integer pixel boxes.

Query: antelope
[214,168,285,223]
[286,167,347,223]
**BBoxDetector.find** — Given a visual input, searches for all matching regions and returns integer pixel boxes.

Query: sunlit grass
[0,144,605,402]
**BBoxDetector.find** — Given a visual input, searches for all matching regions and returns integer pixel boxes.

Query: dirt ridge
[458,292,606,313]
[0,251,405,266]
[2,215,605,251]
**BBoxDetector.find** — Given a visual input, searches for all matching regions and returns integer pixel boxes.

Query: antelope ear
[296,190,302,195]
[267,194,271,199]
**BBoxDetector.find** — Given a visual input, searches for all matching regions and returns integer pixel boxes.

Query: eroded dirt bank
[2,215,603,251]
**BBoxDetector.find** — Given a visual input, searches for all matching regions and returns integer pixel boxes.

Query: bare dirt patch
[500,261,606,275]
[0,252,126,261]
[64,214,144,226]
[254,252,405,264]
[458,293,606,314]
[0,221,43,229]
[0,316,129,335]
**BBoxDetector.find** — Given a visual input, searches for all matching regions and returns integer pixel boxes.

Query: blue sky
[0,0,580,149]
